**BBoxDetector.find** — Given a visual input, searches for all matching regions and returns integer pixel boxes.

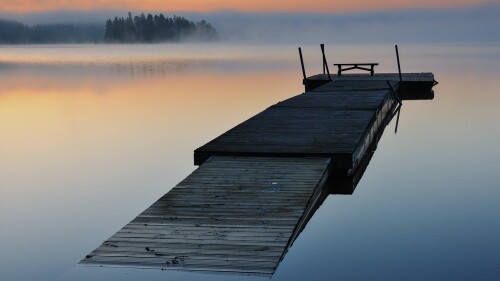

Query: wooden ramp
[81,156,331,275]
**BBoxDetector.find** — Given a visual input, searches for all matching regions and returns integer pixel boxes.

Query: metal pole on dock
[321,45,326,74]
[299,47,306,80]
[395,45,403,93]
[299,47,308,89]
[320,44,332,81]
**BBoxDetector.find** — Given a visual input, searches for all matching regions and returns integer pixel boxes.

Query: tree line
[104,12,218,42]
[0,13,217,44]
[0,18,104,44]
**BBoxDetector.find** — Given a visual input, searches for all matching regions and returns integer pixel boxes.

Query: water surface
[0,43,499,281]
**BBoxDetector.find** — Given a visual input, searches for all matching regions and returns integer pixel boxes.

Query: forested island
[105,13,217,42]
[0,12,217,44]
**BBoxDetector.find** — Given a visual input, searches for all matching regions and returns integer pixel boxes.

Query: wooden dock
[81,72,435,275]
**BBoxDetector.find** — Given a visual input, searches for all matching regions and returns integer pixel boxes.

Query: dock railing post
[389,44,405,134]
[320,44,332,81]
[299,47,308,90]
[395,45,403,95]
[321,45,326,75]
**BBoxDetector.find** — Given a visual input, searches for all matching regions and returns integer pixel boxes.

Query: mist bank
[1,3,498,44]
[199,4,500,44]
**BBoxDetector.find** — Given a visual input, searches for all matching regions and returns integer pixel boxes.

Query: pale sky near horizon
[0,0,494,13]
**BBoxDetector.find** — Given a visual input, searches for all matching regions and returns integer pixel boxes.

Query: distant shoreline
[0,13,218,44]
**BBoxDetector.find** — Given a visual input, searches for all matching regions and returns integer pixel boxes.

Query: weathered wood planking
[81,156,331,275]
[194,79,398,170]
[274,90,390,110]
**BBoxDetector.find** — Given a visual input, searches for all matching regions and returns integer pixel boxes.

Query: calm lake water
[1,43,499,281]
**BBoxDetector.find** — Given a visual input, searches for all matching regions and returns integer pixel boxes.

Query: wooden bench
[334,63,379,76]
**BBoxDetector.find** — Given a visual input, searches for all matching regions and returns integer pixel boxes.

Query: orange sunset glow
[1,0,500,276]
[1,0,491,13]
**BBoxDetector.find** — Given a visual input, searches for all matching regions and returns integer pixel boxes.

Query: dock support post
[320,44,332,81]
[394,105,401,134]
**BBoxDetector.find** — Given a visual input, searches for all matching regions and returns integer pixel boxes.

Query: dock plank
[274,90,389,110]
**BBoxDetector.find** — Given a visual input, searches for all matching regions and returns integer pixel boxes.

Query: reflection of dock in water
[81,47,436,275]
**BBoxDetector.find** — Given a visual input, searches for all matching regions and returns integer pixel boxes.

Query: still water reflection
[0,43,499,281]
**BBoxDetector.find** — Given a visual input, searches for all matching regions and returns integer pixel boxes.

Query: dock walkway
[81,156,330,275]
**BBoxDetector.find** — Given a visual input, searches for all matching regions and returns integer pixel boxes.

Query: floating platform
[81,71,435,275]
[305,72,436,99]
[195,79,402,172]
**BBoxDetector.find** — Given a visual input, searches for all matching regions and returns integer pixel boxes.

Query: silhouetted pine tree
[125,12,137,42]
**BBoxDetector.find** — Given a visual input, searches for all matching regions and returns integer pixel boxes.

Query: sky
[0,0,496,13]
[0,1,498,44]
